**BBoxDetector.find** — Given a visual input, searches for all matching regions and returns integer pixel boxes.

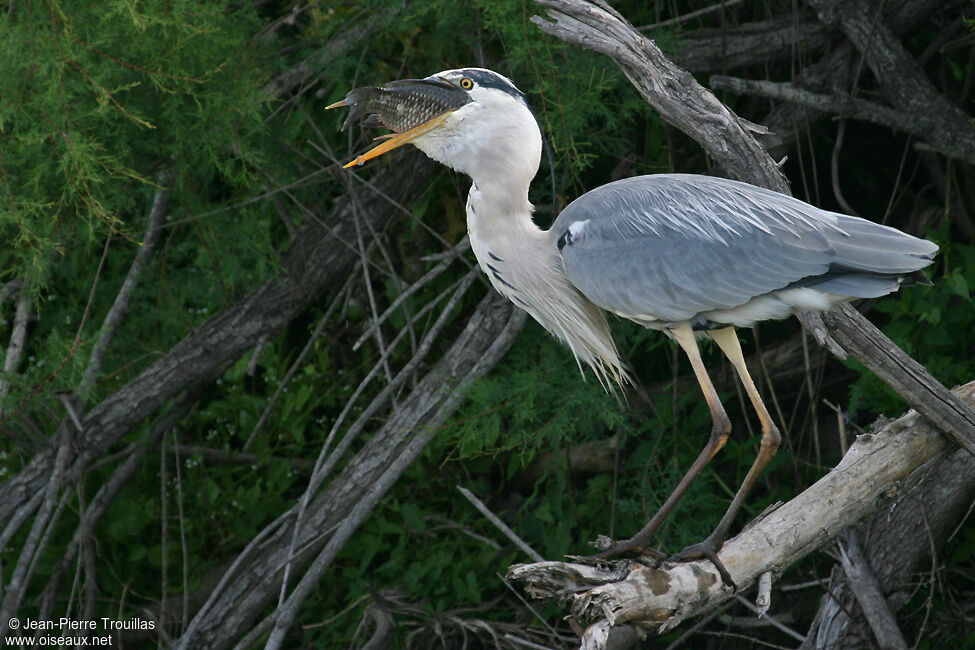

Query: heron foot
[667,535,737,590]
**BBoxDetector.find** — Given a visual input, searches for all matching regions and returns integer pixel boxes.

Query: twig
[497,572,564,643]
[173,429,190,632]
[637,0,745,30]
[352,240,469,351]
[246,337,268,376]
[160,418,169,639]
[779,578,830,592]
[352,196,395,384]
[830,120,859,216]
[503,633,555,649]
[0,277,32,413]
[57,393,85,433]
[836,529,908,650]
[457,486,545,563]
[425,515,501,549]
[732,594,804,643]
[78,175,171,398]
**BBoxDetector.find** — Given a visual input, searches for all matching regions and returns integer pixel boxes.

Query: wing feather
[553,174,937,323]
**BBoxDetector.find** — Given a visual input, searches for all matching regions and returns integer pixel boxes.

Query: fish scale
[338,80,469,133]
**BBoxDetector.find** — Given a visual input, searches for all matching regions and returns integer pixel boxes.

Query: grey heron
[328,67,938,586]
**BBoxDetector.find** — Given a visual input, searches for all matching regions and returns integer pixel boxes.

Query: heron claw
[668,536,737,590]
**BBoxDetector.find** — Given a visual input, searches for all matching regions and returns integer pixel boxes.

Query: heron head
[328,68,542,185]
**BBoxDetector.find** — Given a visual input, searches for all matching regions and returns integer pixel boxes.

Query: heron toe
[668,534,736,590]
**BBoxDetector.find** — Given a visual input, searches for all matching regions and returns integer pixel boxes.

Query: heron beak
[326,76,469,168]
[331,110,454,169]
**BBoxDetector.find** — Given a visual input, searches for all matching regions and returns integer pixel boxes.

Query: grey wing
[553,174,938,323]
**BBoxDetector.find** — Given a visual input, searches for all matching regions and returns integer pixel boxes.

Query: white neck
[464,176,627,390]
[412,86,628,387]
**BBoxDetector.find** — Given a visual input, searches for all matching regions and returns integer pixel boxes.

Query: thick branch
[710,75,975,165]
[508,380,975,646]
[531,0,789,193]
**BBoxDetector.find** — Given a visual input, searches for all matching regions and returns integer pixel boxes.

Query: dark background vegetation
[1,0,973,648]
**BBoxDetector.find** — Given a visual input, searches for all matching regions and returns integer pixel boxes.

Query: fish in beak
[326,76,471,168]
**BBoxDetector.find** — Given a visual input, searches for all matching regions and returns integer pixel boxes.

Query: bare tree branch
[508,381,975,647]
[710,74,975,165]
[0,278,31,416]
[804,0,975,165]
[834,530,908,650]
[78,173,172,399]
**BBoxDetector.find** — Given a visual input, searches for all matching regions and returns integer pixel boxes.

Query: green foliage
[0,0,267,287]
[0,0,279,407]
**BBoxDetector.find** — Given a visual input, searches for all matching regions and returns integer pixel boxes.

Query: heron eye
[460,78,474,90]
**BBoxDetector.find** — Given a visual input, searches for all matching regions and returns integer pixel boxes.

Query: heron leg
[669,327,782,588]
[595,323,731,567]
